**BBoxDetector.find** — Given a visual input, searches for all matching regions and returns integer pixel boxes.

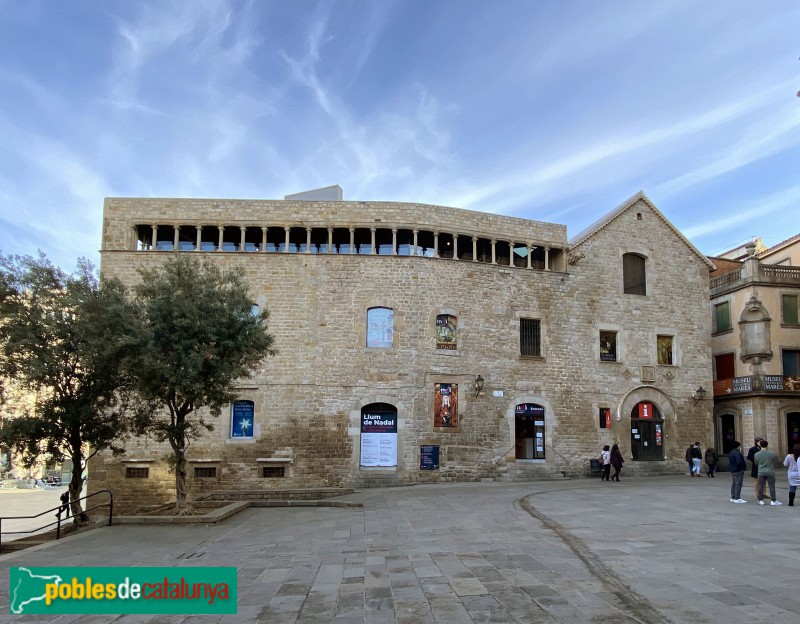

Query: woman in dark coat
[610,443,624,482]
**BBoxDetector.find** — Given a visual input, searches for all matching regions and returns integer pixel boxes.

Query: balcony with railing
[710,264,800,296]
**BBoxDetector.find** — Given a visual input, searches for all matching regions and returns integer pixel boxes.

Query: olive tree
[128,255,275,511]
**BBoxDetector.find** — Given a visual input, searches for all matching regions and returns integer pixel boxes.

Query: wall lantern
[474,375,485,398]
[692,386,707,406]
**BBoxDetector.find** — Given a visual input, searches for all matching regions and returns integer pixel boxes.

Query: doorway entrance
[515,403,545,459]
[630,402,664,461]
[787,412,800,455]
[718,414,737,455]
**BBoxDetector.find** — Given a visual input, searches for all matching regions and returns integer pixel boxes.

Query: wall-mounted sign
[732,376,752,393]
[764,376,784,391]
[638,402,653,419]
[420,445,440,470]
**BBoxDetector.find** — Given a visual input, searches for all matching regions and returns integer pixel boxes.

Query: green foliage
[0,253,140,511]
[127,254,276,506]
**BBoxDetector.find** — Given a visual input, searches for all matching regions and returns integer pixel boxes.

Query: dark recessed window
[194,467,217,479]
[125,467,149,479]
[262,466,286,478]
[520,319,541,357]
[623,253,646,295]
[600,331,617,362]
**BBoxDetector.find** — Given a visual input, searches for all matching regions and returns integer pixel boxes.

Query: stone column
[195,226,202,251]
[472,237,478,262]
[173,225,180,251]
[217,226,224,252]
[491,240,497,265]
[283,227,290,253]
[371,228,376,255]
[453,235,458,260]
[545,247,550,271]
[349,228,355,254]
[392,229,398,255]
[527,243,532,269]
[433,232,439,258]
[327,227,333,254]
[261,227,267,253]
[413,230,419,256]
[306,228,312,253]
[151,225,158,251]
[240,227,246,252]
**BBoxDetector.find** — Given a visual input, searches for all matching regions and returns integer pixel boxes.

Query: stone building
[708,237,800,460]
[92,191,713,511]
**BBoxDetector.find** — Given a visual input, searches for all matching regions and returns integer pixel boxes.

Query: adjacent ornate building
[92,190,714,512]
[709,237,800,460]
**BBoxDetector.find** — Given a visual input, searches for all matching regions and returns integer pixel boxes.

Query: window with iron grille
[125,467,149,479]
[194,467,217,479]
[262,466,286,478]
[520,319,541,357]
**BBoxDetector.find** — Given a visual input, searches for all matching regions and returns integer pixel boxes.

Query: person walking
[728,441,747,503]
[600,445,611,482]
[747,438,767,500]
[705,446,719,477]
[783,443,800,507]
[754,439,782,506]
[610,443,624,482]
[685,444,694,476]
[690,442,703,477]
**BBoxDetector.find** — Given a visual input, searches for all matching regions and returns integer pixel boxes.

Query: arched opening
[630,401,663,460]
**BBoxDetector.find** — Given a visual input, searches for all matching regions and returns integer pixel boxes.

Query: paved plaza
[1,475,799,623]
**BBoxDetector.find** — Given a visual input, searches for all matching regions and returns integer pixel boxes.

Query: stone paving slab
[0,476,798,623]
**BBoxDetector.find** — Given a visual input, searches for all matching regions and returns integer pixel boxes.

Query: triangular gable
[569,191,716,269]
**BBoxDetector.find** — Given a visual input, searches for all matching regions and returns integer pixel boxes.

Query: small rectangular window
[600,331,617,362]
[194,467,217,479]
[262,466,286,478]
[714,302,732,332]
[599,408,611,429]
[783,294,799,325]
[520,319,541,357]
[125,467,149,479]
[783,350,800,376]
[657,335,674,365]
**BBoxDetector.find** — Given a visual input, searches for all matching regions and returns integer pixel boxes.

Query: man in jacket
[728,441,747,503]
[747,438,768,500]
[755,439,783,506]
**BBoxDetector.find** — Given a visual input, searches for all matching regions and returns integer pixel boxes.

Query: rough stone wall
[567,197,714,473]
[91,195,713,511]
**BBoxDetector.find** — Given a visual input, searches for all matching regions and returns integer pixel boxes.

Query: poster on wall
[231,401,255,438]
[435,315,457,350]
[366,308,394,348]
[420,445,440,470]
[360,411,398,467]
[434,383,458,428]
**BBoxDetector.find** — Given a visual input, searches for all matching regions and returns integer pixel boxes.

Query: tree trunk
[68,455,87,522]
[175,450,188,510]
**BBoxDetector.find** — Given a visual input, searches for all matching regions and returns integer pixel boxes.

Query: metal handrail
[0,489,113,553]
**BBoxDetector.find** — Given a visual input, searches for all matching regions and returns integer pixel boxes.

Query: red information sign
[638,402,653,419]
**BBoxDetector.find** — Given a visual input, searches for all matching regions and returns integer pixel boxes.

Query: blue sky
[1,0,798,270]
